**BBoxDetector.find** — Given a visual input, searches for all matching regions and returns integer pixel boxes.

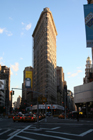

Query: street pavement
[0,116,93,140]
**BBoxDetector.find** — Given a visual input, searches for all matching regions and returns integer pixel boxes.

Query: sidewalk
[0,115,8,119]
[40,116,93,124]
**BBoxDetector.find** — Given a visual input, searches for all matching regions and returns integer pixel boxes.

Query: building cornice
[32,7,58,37]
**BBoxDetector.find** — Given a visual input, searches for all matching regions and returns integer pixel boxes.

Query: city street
[0,116,93,140]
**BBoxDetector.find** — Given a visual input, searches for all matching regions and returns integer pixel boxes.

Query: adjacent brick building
[0,65,11,112]
[22,66,33,106]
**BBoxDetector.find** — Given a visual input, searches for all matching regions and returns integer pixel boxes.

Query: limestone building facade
[32,8,57,104]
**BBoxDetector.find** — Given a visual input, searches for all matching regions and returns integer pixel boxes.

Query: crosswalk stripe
[46,130,79,136]
[23,131,74,140]
[0,129,11,135]
[51,127,60,130]
[16,135,36,140]
[8,129,20,136]
[79,129,93,136]
[7,125,32,140]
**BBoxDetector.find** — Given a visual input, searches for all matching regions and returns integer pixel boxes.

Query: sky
[0,0,91,103]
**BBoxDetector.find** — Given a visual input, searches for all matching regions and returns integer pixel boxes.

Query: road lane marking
[46,129,93,137]
[8,129,20,136]
[51,127,60,130]
[40,123,83,125]
[23,131,74,140]
[29,126,49,130]
[28,128,48,131]
[46,131,79,136]
[79,129,93,136]
[0,129,11,135]
[16,135,36,140]
[7,125,32,140]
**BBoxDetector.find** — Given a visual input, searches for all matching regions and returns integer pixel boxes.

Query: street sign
[42,97,47,103]
[38,96,47,103]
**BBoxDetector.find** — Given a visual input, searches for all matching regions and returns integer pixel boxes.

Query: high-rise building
[87,0,93,4]
[32,7,57,104]
[22,66,33,106]
[87,0,93,63]
[16,95,21,108]
[57,66,65,105]
[83,57,93,84]
[0,65,11,112]
[0,80,6,106]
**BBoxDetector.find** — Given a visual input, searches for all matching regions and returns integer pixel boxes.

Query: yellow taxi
[58,114,65,119]
[23,114,37,122]
[13,114,23,122]
[8,114,14,119]
[58,113,68,119]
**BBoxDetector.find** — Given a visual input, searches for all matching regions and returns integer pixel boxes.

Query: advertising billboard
[0,80,5,90]
[84,4,93,47]
[25,71,32,88]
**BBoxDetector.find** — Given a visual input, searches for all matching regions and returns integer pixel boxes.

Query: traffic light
[48,106,50,109]
[10,90,14,95]
[12,91,14,95]
[31,104,32,107]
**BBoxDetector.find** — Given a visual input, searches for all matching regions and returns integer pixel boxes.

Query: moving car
[23,114,37,122]
[13,114,24,122]
[58,114,65,119]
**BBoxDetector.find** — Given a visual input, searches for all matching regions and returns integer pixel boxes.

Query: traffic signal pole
[11,87,42,129]
[45,102,47,122]
[36,99,39,128]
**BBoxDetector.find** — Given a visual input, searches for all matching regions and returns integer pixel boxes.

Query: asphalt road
[0,117,93,140]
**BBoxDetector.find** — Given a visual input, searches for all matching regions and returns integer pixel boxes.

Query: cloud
[21,22,24,25]
[71,73,78,77]
[67,72,71,75]
[77,70,82,73]
[5,30,13,36]
[9,17,13,20]
[11,62,19,72]
[20,57,23,60]
[21,32,24,36]
[0,28,12,36]
[77,67,81,69]
[10,69,13,75]
[0,28,5,34]
[7,32,13,36]
[0,57,3,65]
[25,23,31,30]
[68,69,82,78]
